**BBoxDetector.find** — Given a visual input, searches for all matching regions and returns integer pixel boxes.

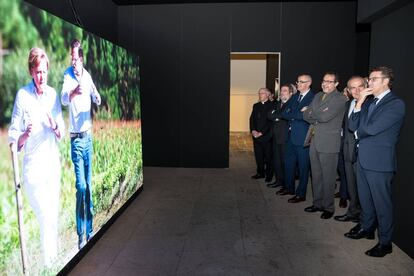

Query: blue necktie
[298,94,303,102]
[368,98,378,118]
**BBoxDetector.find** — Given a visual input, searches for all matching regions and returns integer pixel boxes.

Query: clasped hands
[251,130,263,139]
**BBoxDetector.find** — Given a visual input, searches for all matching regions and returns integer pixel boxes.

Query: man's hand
[92,84,101,105]
[301,106,308,112]
[69,85,82,101]
[355,87,373,110]
[252,131,263,139]
[92,91,101,105]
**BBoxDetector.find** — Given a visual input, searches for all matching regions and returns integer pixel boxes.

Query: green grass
[0,120,142,275]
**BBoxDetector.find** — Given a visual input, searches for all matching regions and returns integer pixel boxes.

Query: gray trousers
[344,161,360,217]
[310,142,339,213]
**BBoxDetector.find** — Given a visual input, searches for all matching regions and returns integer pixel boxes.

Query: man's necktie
[322,93,327,101]
[298,94,303,102]
[367,98,379,118]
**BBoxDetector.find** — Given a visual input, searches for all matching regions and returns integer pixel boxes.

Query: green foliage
[85,37,141,121]
[0,0,39,126]
[92,122,142,213]
[0,0,141,127]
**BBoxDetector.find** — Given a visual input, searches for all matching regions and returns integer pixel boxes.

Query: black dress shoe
[304,205,322,213]
[334,192,340,198]
[365,243,392,257]
[344,228,375,240]
[320,211,334,219]
[348,223,361,234]
[334,214,359,223]
[288,195,306,203]
[265,177,273,183]
[267,181,281,188]
[278,189,294,196]
[339,198,348,208]
[275,187,285,195]
[251,174,265,179]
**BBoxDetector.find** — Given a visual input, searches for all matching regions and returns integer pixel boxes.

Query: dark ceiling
[113,0,356,5]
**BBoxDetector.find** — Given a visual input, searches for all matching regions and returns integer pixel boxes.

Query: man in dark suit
[278,74,315,203]
[303,72,347,219]
[334,76,366,223]
[267,84,293,189]
[250,88,273,181]
[345,67,405,257]
[337,88,351,209]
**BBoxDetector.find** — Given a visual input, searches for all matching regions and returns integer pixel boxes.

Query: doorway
[229,52,281,152]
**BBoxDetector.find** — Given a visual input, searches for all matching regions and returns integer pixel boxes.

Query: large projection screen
[0,0,142,274]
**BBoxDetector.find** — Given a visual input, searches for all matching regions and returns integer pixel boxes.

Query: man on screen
[61,39,101,250]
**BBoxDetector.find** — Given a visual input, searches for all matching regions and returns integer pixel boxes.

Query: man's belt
[70,130,90,139]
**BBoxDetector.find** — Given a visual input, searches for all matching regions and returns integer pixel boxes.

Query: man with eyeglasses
[278,74,314,203]
[345,66,405,258]
[250,88,273,182]
[302,72,347,219]
[267,84,294,189]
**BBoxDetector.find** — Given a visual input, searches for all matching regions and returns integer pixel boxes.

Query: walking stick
[10,143,28,275]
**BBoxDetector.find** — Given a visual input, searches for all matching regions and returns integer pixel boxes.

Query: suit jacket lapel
[343,100,351,127]
[291,93,301,110]
[369,92,395,120]
[298,91,311,108]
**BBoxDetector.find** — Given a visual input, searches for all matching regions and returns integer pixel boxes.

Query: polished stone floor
[70,137,414,275]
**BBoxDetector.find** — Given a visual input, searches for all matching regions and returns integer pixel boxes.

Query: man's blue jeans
[71,134,93,240]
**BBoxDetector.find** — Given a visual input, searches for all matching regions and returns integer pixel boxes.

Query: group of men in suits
[249,66,405,257]
[249,85,294,186]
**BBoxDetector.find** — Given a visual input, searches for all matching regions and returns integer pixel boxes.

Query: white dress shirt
[61,66,101,133]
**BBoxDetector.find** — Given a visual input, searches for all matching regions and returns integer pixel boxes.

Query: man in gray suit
[303,72,347,219]
[334,76,366,223]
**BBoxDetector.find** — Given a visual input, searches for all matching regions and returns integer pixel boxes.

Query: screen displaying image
[0,0,142,274]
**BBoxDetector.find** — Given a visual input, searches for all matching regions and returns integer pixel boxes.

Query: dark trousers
[337,150,349,199]
[357,160,394,245]
[272,141,286,185]
[284,139,310,198]
[253,138,272,178]
[345,160,360,217]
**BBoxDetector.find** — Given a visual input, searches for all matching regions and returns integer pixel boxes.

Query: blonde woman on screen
[8,47,64,267]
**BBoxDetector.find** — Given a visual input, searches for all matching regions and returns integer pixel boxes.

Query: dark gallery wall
[25,0,118,44]
[366,0,414,259]
[357,0,412,23]
[118,1,362,167]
